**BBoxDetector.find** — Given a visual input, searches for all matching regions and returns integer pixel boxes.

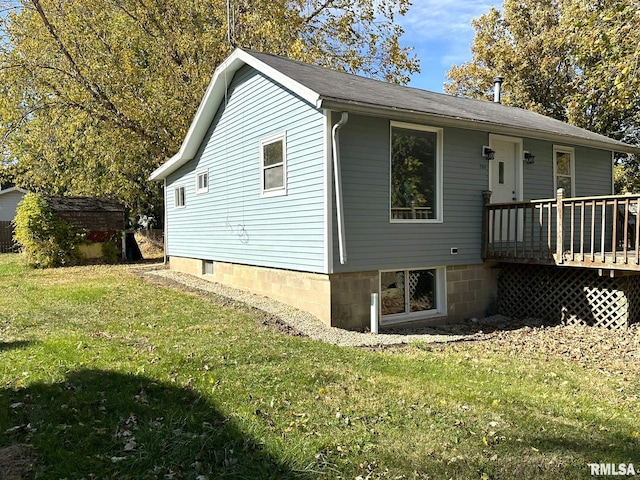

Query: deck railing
[391,206,432,220]
[483,190,640,270]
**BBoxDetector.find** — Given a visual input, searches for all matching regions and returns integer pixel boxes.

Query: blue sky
[399,0,500,92]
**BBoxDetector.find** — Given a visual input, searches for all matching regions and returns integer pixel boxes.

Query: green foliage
[444,0,640,140]
[391,127,436,211]
[100,235,121,265]
[12,192,85,268]
[0,0,419,215]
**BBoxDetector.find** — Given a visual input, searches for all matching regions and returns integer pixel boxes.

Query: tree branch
[29,0,155,140]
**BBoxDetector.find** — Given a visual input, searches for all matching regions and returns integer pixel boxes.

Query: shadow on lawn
[1,369,306,479]
[0,341,34,353]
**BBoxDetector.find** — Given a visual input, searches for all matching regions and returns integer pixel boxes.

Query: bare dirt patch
[0,444,35,480]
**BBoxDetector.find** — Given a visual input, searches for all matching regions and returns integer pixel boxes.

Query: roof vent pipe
[493,76,504,103]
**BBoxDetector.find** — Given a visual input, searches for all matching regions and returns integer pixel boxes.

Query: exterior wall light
[482,146,495,160]
[524,151,536,164]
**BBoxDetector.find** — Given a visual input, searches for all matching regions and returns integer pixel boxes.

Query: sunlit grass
[0,256,638,479]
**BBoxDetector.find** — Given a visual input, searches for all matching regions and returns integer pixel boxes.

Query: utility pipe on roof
[331,112,349,264]
[493,76,504,103]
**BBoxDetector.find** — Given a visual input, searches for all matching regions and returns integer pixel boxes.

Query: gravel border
[139,267,482,347]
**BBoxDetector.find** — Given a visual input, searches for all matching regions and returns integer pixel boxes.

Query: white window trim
[260,132,288,198]
[389,121,443,223]
[379,266,447,326]
[195,168,209,194]
[553,145,576,197]
[174,185,186,209]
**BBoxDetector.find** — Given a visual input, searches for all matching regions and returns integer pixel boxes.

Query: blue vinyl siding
[332,114,615,273]
[523,139,612,200]
[166,66,327,272]
[332,115,488,272]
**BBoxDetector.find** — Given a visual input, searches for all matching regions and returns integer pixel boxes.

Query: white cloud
[399,0,500,90]
[402,0,498,40]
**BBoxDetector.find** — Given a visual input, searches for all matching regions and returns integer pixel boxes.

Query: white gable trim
[150,49,321,181]
[0,187,27,196]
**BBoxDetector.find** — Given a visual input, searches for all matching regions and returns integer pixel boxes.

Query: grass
[0,254,638,479]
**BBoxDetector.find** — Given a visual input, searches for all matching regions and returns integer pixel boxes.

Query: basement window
[380,268,446,323]
[202,260,214,275]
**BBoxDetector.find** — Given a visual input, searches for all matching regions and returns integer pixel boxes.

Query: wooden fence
[0,221,17,253]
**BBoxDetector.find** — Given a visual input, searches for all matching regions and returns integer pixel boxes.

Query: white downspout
[331,112,349,264]
[163,178,168,265]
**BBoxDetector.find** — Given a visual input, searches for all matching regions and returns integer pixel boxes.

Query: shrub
[101,235,121,264]
[13,192,85,268]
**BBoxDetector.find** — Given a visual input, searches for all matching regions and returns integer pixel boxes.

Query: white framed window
[174,186,185,208]
[260,132,287,197]
[196,169,209,194]
[390,121,443,222]
[379,267,447,324]
[553,146,575,197]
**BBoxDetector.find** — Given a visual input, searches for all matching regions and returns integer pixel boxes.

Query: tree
[444,1,576,121]
[444,0,640,140]
[0,0,419,215]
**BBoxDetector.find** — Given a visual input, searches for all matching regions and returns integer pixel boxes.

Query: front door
[490,137,520,203]
[489,136,523,242]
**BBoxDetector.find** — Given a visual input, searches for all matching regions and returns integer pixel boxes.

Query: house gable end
[150,49,321,181]
[164,61,328,273]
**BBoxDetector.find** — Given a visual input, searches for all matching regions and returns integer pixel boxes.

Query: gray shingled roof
[247,50,637,154]
[151,48,638,181]
[48,196,123,213]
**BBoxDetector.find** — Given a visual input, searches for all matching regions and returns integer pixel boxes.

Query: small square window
[174,186,185,208]
[202,260,214,275]
[196,170,209,194]
[261,133,287,197]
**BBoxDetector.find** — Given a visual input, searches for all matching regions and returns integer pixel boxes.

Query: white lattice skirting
[498,264,640,329]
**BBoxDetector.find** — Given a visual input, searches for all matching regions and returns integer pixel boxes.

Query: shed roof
[0,187,27,196]
[48,196,123,213]
[151,48,639,181]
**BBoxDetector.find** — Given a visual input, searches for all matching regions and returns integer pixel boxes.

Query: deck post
[556,188,565,264]
[482,191,492,259]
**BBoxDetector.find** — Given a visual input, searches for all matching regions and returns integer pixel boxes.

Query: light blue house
[151,48,638,330]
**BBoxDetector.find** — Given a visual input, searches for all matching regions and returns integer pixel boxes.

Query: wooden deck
[483,190,640,272]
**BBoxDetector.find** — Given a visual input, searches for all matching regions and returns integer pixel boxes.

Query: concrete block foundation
[168,257,499,331]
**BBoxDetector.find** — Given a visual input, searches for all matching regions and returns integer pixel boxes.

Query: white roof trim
[0,187,27,196]
[150,48,321,181]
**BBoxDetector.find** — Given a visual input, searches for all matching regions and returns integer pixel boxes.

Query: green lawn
[0,254,638,479]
